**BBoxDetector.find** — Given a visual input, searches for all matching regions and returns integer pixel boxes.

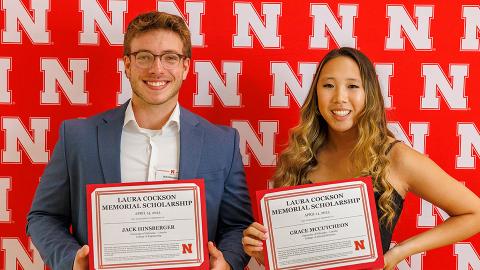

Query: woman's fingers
[243,222,268,240]
[242,222,268,262]
[242,235,263,247]
[251,222,268,232]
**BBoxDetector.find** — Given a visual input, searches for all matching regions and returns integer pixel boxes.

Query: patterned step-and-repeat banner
[1,0,479,269]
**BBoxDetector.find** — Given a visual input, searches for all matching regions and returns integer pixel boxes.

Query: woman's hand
[242,222,268,265]
[383,245,404,270]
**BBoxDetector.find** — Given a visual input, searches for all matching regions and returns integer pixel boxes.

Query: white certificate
[259,178,383,270]
[87,181,207,270]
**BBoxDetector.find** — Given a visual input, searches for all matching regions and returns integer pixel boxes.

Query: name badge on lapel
[155,169,179,180]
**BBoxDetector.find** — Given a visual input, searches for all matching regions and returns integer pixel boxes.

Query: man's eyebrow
[160,49,180,54]
[131,49,181,54]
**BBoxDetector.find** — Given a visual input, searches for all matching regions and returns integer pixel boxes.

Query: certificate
[86,180,209,270]
[257,177,383,270]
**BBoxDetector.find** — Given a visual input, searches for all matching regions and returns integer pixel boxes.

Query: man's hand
[73,245,89,270]
[208,241,231,270]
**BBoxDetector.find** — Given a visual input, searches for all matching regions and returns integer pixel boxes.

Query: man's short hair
[124,11,192,58]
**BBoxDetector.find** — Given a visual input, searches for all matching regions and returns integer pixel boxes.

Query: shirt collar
[123,100,180,133]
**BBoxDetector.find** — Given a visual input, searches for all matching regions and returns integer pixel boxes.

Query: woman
[242,47,480,269]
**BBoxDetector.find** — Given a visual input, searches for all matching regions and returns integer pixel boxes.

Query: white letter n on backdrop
[456,123,480,169]
[455,243,480,269]
[461,6,480,51]
[40,58,89,105]
[193,61,241,107]
[310,4,358,49]
[79,0,126,45]
[0,177,11,222]
[1,238,44,270]
[387,122,429,154]
[1,0,50,43]
[231,121,278,167]
[385,5,433,50]
[269,62,317,108]
[1,117,49,164]
[157,1,205,46]
[420,64,468,110]
[0,58,12,104]
[233,2,281,48]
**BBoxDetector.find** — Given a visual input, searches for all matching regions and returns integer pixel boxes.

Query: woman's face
[316,56,366,135]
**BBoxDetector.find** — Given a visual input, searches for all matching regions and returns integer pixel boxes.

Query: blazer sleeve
[216,128,254,270]
[26,122,81,270]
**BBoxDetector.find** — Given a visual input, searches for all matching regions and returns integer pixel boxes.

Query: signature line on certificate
[103,239,196,245]
[104,218,192,225]
[276,235,367,249]
[273,214,364,229]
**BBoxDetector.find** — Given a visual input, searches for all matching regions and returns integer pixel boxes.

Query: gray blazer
[27,102,253,270]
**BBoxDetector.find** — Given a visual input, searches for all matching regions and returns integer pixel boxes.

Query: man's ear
[123,55,131,79]
[182,58,191,80]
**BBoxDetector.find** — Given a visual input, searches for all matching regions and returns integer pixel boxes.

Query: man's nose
[149,56,165,73]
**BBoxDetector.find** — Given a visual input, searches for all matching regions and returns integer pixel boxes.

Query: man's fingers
[73,245,90,270]
[208,242,231,270]
[76,245,89,259]
[208,241,222,258]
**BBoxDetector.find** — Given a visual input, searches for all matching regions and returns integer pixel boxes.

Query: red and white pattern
[0,1,479,269]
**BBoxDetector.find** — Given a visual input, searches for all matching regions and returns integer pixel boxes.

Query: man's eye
[136,53,153,61]
[164,55,179,62]
[138,56,148,60]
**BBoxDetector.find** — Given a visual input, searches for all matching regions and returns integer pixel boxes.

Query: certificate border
[87,179,209,270]
[257,177,384,270]
[96,187,202,268]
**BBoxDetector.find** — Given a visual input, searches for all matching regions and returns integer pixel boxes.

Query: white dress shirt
[120,101,180,182]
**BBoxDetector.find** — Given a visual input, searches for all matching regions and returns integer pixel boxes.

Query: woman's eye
[323,83,334,88]
[348,84,359,88]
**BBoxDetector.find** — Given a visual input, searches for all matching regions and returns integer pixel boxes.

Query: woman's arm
[384,143,480,269]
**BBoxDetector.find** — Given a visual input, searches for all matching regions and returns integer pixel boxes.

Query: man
[27,11,253,270]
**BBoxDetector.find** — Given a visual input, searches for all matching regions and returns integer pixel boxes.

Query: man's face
[124,29,190,110]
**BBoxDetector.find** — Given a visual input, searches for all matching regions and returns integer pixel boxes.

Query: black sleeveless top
[375,189,403,253]
[376,139,404,253]
[307,140,404,254]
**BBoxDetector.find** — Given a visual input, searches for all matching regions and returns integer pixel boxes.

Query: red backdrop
[0,1,479,269]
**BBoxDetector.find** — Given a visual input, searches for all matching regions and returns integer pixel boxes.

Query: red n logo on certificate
[182,243,193,254]
[354,240,366,251]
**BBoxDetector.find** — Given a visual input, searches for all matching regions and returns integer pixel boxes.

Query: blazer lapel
[179,107,204,180]
[98,102,128,184]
